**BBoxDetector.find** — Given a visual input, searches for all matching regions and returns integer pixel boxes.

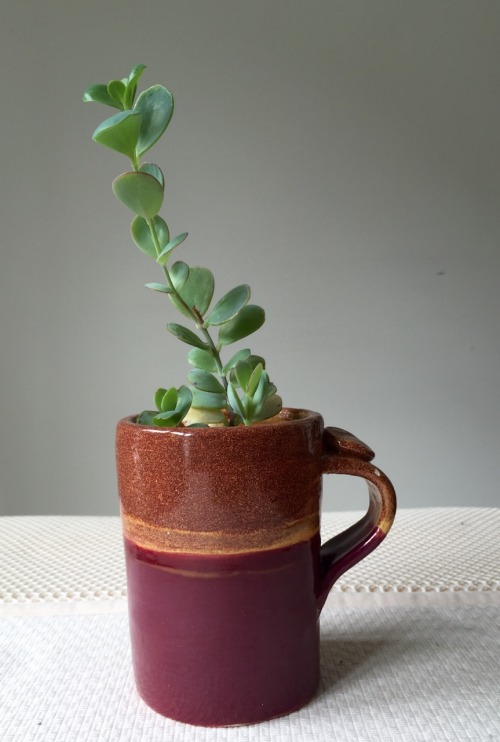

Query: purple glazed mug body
[116,408,396,726]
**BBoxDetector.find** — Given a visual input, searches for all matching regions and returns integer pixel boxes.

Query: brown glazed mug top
[116,408,397,726]
[118,408,326,555]
[117,408,395,558]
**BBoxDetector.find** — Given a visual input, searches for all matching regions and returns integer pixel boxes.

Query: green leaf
[107,79,126,106]
[167,323,207,349]
[151,216,170,248]
[170,261,189,291]
[226,383,245,420]
[145,282,172,293]
[234,361,253,391]
[92,110,142,159]
[218,305,265,346]
[169,266,215,319]
[188,369,225,394]
[152,410,179,426]
[160,387,178,412]
[187,348,218,372]
[124,64,147,108]
[252,394,282,423]
[229,358,266,386]
[128,64,147,86]
[138,162,164,189]
[83,83,122,109]
[222,348,251,374]
[112,171,164,218]
[153,410,178,428]
[191,388,226,410]
[136,410,157,425]
[266,382,277,398]
[134,84,174,157]
[131,215,170,258]
[176,384,193,415]
[156,233,188,265]
[153,385,192,426]
[247,354,266,370]
[250,370,269,409]
[247,362,264,397]
[154,387,168,410]
[204,284,251,326]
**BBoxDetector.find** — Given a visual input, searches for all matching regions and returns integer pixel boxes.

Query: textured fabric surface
[1,606,499,741]
[1,508,499,616]
[1,510,500,740]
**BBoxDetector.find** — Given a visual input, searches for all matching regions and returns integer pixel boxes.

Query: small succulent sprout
[137,385,193,427]
[229,355,265,386]
[228,360,282,425]
[85,65,282,427]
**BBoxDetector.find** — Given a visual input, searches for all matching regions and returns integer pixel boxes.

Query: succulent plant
[84,65,281,427]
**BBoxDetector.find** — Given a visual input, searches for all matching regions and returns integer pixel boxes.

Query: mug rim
[117,407,322,434]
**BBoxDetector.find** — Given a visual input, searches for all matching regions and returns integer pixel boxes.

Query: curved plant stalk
[84,65,282,427]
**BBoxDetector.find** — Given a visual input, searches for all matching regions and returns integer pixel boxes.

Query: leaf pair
[203,284,264,346]
[88,73,173,164]
[131,215,170,259]
[169,264,215,320]
[131,213,189,274]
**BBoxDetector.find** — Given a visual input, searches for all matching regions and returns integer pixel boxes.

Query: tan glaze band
[121,511,320,555]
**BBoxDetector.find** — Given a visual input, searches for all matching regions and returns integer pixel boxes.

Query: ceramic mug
[116,408,396,726]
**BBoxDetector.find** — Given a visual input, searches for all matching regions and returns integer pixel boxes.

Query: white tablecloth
[1,509,499,741]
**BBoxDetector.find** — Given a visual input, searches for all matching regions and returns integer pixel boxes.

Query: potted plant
[84,65,397,727]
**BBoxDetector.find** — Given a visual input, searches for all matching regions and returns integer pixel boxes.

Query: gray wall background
[1,1,499,516]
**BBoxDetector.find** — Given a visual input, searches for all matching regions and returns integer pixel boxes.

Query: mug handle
[316,427,397,612]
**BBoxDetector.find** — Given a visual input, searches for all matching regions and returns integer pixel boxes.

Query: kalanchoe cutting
[83,65,282,427]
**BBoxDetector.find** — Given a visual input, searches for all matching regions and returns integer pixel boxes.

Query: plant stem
[147,218,237,425]
[147,218,194,318]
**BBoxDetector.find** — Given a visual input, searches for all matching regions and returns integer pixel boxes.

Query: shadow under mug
[116,408,396,726]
